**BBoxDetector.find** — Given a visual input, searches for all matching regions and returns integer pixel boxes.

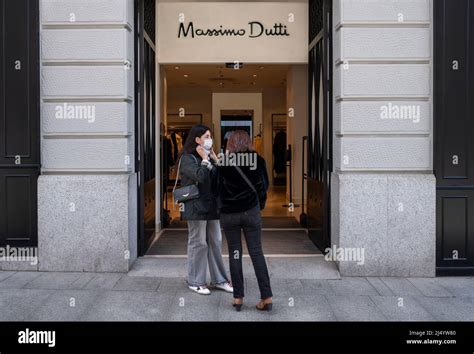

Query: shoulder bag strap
[172,154,199,195]
[172,157,183,196]
[234,166,258,195]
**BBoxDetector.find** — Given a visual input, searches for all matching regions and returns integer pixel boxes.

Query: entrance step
[129,256,341,280]
[147,229,320,256]
[168,216,302,229]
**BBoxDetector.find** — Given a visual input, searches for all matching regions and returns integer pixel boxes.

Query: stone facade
[331,0,435,276]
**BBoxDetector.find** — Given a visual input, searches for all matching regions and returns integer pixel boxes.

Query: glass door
[306,0,332,251]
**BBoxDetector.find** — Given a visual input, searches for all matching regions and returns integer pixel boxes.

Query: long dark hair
[180,124,211,157]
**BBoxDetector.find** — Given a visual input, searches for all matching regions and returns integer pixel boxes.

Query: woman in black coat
[217,130,273,311]
[177,124,232,296]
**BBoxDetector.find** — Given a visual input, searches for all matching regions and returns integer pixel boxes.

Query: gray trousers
[187,219,228,287]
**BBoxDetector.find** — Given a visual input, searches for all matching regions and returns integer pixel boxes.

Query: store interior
[144,63,318,255]
[162,64,296,223]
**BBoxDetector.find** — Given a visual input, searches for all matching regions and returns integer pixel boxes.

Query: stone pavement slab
[83,273,124,290]
[0,271,15,282]
[68,273,97,289]
[217,294,337,322]
[300,279,336,295]
[413,296,474,321]
[81,290,173,321]
[328,277,380,296]
[0,271,472,322]
[0,289,53,321]
[113,276,161,292]
[0,271,42,289]
[327,295,388,321]
[166,289,222,321]
[380,277,424,296]
[129,257,188,278]
[432,277,474,298]
[366,277,395,296]
[23,272,85,290]
[407,278,454,297]
[27,290,103,321]
[156,277,187,295]
[369,295,436,321]
[267,256,341,280]
[269,295,337,321]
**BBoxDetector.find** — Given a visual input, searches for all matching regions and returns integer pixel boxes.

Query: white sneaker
[188,285,211,295]
[214,281,234,293]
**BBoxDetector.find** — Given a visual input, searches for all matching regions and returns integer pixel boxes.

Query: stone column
[38,0,137,272]
[331,0,435,277]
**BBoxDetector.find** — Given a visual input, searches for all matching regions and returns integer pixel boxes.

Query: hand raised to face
[196,145,208,160]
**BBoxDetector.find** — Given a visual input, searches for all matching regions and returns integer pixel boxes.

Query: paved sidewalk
[0,270,473,321]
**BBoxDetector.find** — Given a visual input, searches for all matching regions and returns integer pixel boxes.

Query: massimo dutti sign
[177,21,290,38]
[157,2,308,64]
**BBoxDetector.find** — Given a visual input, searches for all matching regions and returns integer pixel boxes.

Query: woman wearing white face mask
[177,125,233,295]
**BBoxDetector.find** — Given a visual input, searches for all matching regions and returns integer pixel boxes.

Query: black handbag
[172,155,200,204]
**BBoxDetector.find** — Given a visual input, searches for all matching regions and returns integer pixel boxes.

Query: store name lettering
[178,21,290,39]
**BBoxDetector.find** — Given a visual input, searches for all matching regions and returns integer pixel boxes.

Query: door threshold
[160,228,307,232]
[142,254,323,259]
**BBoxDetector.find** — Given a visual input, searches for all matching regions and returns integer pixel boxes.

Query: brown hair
[226,130,254,153]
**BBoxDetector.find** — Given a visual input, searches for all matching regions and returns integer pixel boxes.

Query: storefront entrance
[134,0,331,258]
[148,63,319,256]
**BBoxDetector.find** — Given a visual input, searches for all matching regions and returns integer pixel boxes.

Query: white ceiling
[164,64,289,89]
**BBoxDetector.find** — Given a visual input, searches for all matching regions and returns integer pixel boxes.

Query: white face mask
[203,138,213,151]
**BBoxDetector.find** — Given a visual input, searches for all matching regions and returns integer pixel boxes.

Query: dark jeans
[220,205,273,300]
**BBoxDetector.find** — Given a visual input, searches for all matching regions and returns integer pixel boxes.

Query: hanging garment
[175,132,183,154]
[254,135,263,155]
[182,131,188,146]
[273,130,287,173]
[170,132,179,163]
[166,133,175,165]
[162,136,173,196]
[162,136,173,170]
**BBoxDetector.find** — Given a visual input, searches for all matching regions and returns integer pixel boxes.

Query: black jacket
[179,153,219,220]
[273,130,287,173]
[217,152,269,214]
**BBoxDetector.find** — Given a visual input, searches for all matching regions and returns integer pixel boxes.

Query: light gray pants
[187,219,228,287]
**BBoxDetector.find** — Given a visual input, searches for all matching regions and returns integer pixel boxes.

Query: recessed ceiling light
[253,74,257,78]
[259,66,265,70]
[184,74,189,78]
[175,66,180,70]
